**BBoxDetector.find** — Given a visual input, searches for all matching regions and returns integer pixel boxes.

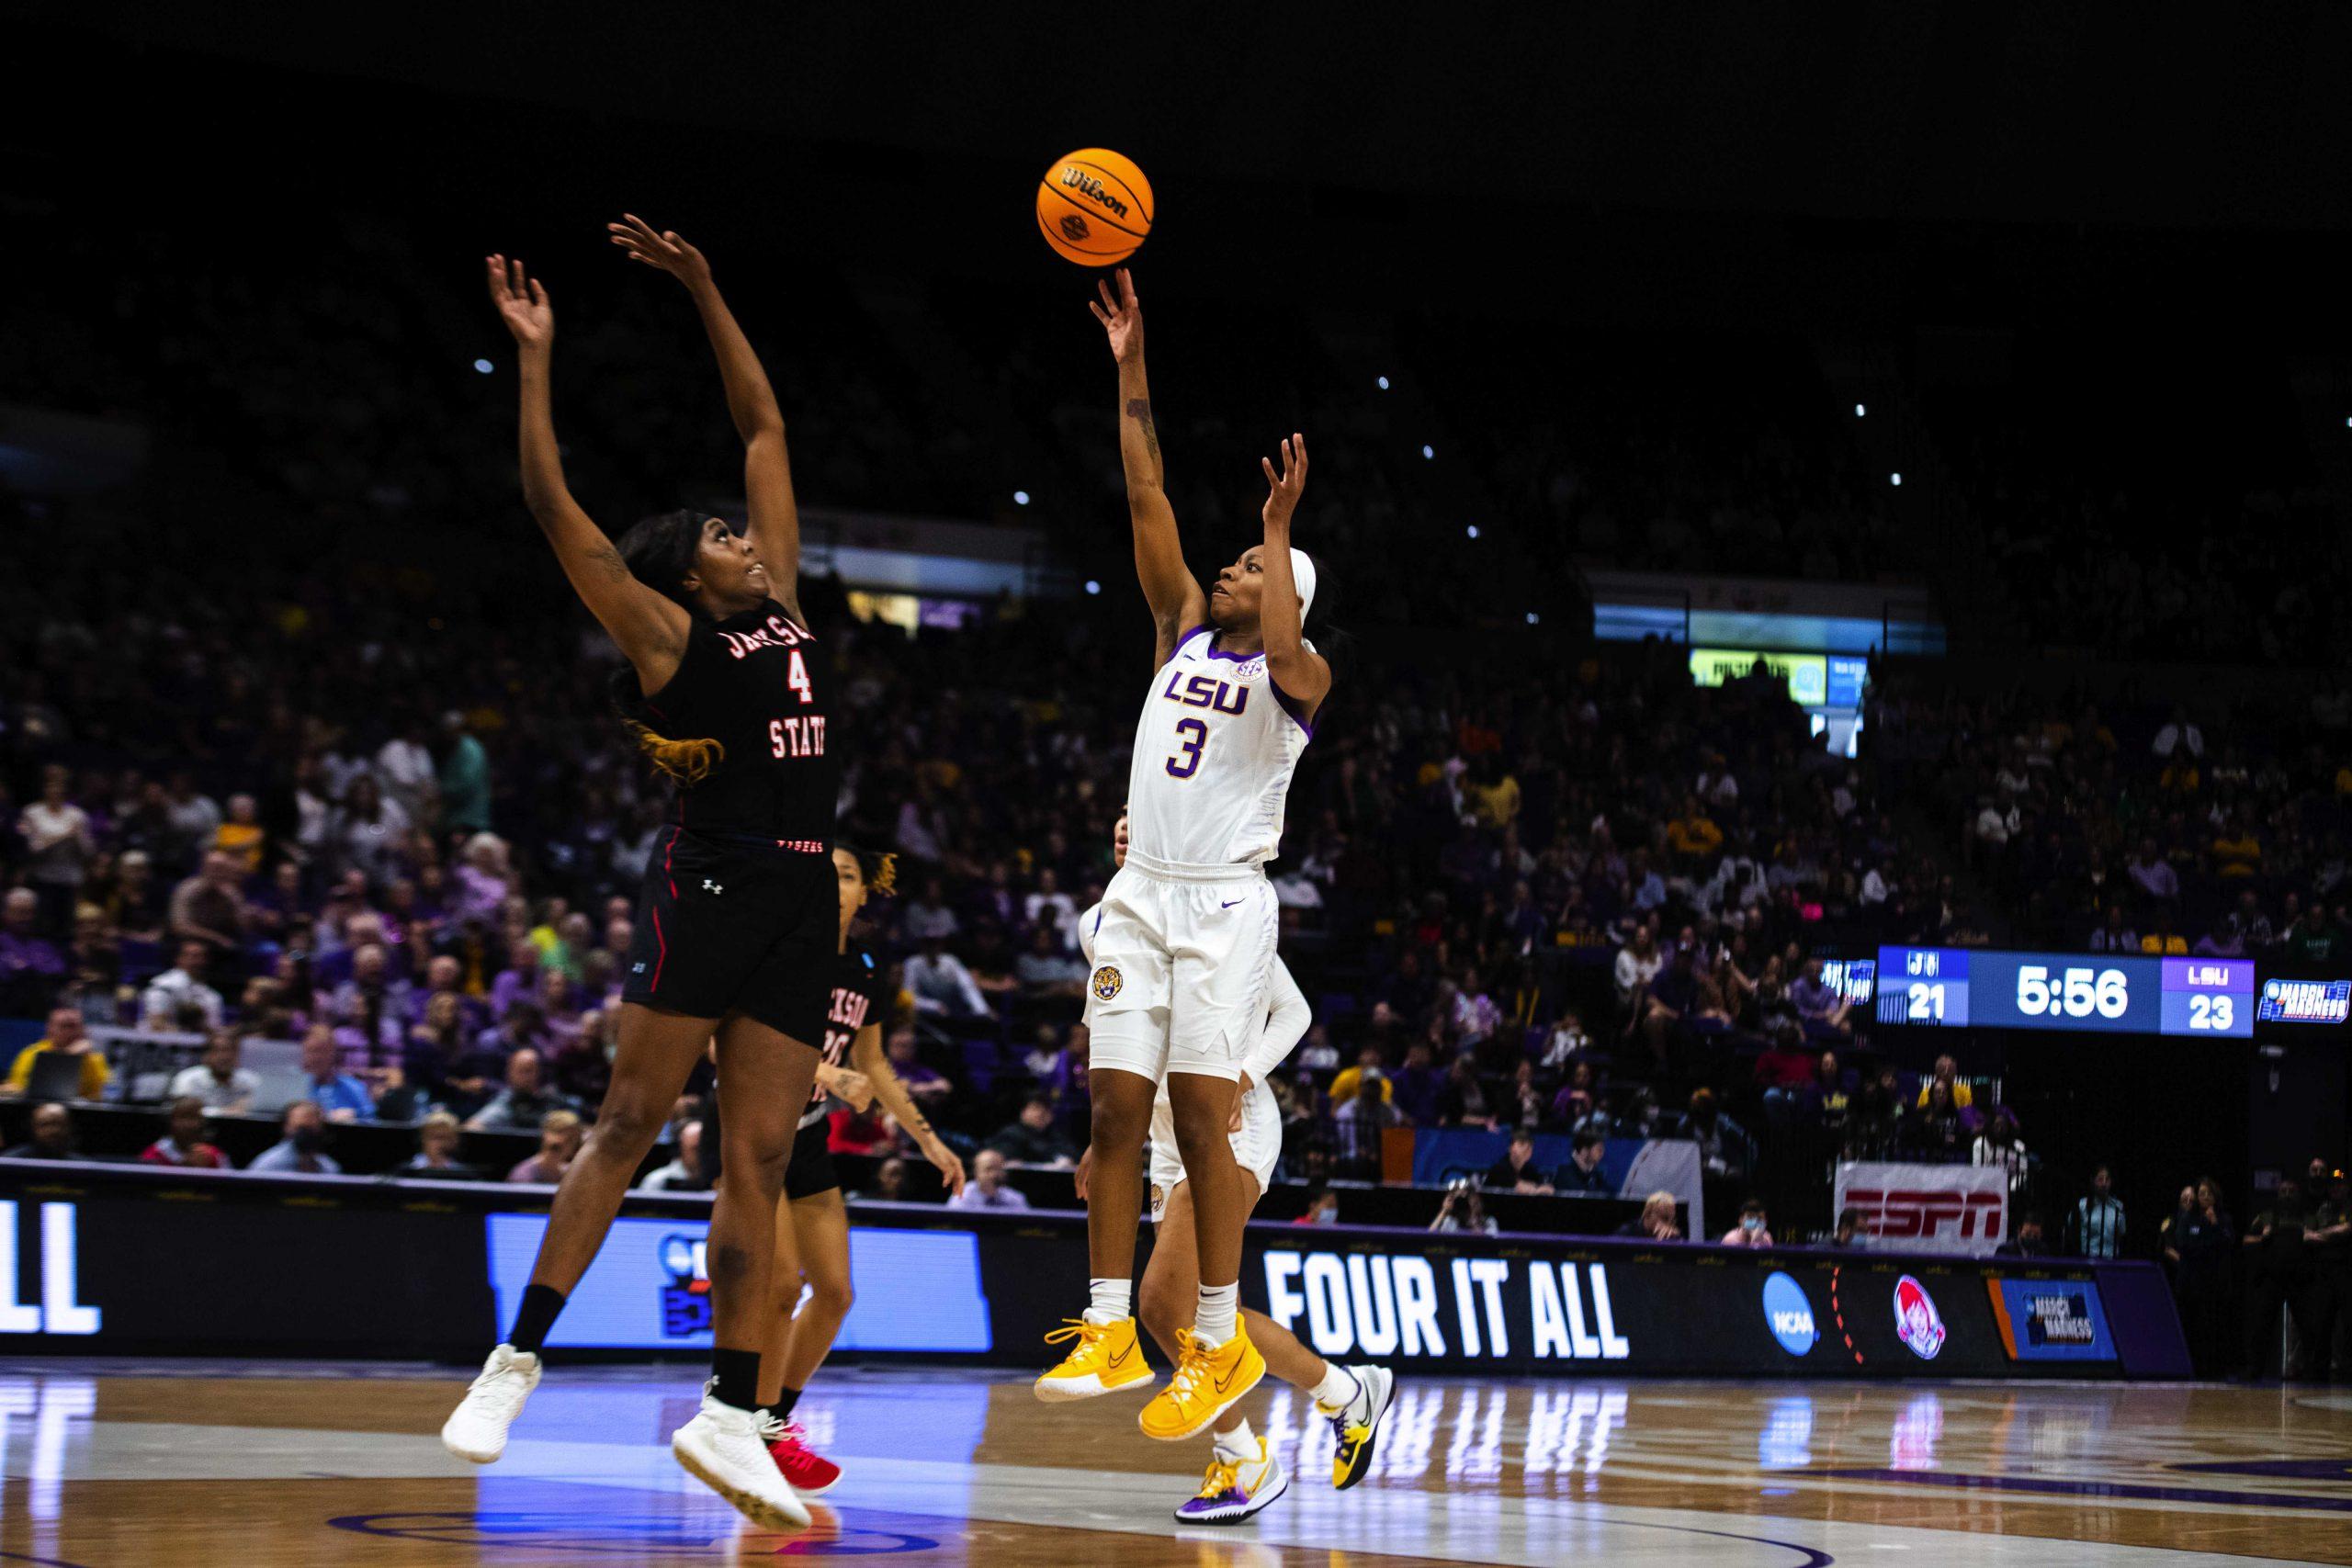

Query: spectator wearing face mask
[1291,1185,1340,1226]
[1719,1199,1774,1247]
[249,1100,342,1175]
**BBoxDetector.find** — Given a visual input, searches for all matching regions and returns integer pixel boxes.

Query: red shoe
[765,1420,842,1495]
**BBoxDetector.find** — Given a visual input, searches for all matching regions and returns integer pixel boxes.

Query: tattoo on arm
[1124,398,1162,471]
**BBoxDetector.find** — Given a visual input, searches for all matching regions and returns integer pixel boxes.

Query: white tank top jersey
[1124,625,1316,871]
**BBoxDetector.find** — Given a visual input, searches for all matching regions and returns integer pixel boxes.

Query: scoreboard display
[1874,948,2256,1039]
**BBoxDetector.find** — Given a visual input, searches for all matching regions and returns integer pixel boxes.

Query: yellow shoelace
[1195,1458,1242,1499]
[1164,1328,1212,1400]
[1042,1318,1103,1356]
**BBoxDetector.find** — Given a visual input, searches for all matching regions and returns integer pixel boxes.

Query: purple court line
[1814,1467,2352,1513]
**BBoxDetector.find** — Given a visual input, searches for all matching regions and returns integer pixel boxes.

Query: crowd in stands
[11,190,2352,1293]
[1870,671,2352,953]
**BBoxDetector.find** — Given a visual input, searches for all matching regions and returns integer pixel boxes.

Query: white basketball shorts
[1081,859,1277,1085]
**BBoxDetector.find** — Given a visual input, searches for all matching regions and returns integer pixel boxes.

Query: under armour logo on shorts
[703,879,724,895]
[1091,964,1123,1002]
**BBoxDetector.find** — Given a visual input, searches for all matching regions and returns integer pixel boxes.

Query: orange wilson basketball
[1036,149,1153,266]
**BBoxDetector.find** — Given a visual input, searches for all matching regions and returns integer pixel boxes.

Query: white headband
[1289,547,1318,625]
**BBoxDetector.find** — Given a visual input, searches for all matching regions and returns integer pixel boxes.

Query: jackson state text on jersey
[1123,626,1314,869]
[652,599,840,843]
[803,950,878,1126]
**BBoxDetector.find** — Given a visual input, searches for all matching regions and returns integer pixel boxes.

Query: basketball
[1035,148,1154,266]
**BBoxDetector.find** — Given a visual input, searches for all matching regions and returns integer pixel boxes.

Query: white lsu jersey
[1124,625,1315,870]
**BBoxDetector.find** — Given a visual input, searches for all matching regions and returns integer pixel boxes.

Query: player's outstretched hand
[1261,434,1308,528]
[1087,267,1144,363]
[485,255,552,350]
[607,214,712,290]
[1229,1073,1253,1134]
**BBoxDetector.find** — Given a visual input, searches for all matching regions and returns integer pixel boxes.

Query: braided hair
[610,510,725,784]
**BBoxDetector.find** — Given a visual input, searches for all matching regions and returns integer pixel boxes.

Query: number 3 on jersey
[1167,716,1207,779]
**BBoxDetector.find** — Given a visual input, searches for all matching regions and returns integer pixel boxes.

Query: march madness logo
[2019,1290,2098,1348]
[659,1234,711,1338]
[1091,964,1123,1002]
[1894,1275,1946,1360]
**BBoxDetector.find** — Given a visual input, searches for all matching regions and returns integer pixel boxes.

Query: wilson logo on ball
[1060,213,1091,242]
[1091,964,1123,1001]
[1060,166,1132,220]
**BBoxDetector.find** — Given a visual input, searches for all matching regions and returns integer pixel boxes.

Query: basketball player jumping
[442,221,841,1531]
[1036,266,1333,1446]
[752,845,968,1495]
[1080,810,1395,1523]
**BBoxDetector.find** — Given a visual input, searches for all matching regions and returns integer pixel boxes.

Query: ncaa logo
[1060,213,1091,242]
[1761,1270,1815,1357]
[1894,1275,1947,1360]
[1091,964,1123,1002]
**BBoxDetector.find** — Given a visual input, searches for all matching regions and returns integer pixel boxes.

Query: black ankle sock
[764,1386,802,1423]
[710,1348,762,1412]
[507,1284,567,1355]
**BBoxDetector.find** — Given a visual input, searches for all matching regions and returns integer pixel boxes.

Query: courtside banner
[1985,1274,2118,1362]
[1834,1162,2008,1258]
[0,1161,2169,1377]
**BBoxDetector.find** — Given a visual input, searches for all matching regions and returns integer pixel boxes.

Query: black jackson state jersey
[800,942,885,1130]
[641,598,840,847]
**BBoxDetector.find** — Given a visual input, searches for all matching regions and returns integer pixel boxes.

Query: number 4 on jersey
[786,649,812,704]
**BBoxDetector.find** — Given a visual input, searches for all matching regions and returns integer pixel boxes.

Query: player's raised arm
[1090,267,1206,665]
[485,254,690,684]
[1256,434,1330,713]
[609,215,805,624]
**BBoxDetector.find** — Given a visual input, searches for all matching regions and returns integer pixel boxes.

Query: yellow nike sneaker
[1033,1316,1153,1403]
[1319,1363,1396,1489]
[1138,1322,1265,1441]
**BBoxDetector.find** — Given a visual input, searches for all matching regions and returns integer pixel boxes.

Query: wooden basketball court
[3,1360,2348,1564]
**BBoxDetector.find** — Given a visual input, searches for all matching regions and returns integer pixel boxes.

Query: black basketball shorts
[784,1116,841,1200]
[622,829,835,1047]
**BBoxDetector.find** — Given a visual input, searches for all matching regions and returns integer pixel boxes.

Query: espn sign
[1834,1162,2008,1257]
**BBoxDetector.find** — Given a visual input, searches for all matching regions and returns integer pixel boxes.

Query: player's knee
[812,1276,854,1319]
[1167,1087,1232,1152]
[721,1131,790,1194]
[583,1096,664,1160]
[1090,1089,1150,1148]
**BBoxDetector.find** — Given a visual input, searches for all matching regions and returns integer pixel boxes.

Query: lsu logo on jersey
[1148,1183,1166,1222]
[1161,669,1250,715]
[1091,964,1124,1002]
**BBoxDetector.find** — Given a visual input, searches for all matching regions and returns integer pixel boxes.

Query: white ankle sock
[1312,1363,1362,1413]
[1213,1417,1257,1461]
[1194,1282,1238,1347]
[1085,1278,1132,1325]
